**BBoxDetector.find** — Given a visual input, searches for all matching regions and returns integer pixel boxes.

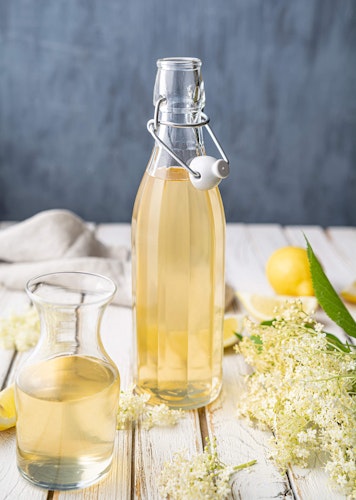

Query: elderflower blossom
[159,438,256,500]
[117,389,183,430]
[0,307,40,351]
[143,403,184,430]
[236,301,356,498]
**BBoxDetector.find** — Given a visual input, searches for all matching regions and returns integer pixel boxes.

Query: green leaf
[250,335,263,352]
[260,319,275,326]
[324,332,353,353]
[250,335,263,345]
[306,237,356,339]
[234,332,243,342]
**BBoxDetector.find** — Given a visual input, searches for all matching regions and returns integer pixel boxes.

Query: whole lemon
[266,246,314,296]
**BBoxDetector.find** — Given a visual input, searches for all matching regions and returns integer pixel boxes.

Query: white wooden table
[1,223,355,500]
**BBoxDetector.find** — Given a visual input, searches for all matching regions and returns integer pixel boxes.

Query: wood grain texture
[0,427,48,500]
[0,223,355,499]
[134,413,203,500]
[0,289,29,387]
[225,224,350,499]
[207,353,294,499]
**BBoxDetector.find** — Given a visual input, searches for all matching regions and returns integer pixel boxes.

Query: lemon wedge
[223,313,244,348]
[0,384,16,431]
[341,281,356,304]
[236,292,318,322]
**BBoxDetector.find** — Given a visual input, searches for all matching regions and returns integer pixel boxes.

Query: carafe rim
[26,271,117,308]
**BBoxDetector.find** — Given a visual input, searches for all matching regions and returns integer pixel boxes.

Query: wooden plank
[0,318,16,387]
[208,353,294,499]
[0,428,48,500]
[101,305,134,390]
[134,412,203,499]
[225,223,272,295]
[95,223,132,307]
[215,224,348,499]
[0,288,30,386]
[210,224,294,498]
[288,462,344,500]
[0,288,47,499]
[326,227,356,321]
[0,350,15,389]
[326,227,356,274]
[245,223,289,264]
[253,225,347,498]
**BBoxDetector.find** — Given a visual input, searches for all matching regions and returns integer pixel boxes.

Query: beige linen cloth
[0,210,132,306]
[0,209,235,309]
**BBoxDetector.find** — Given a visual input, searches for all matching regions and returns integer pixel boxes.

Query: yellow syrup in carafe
[16,355,120,490]
[132,167,225,409]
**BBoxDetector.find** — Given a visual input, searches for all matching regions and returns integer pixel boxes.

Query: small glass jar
[15,272,120,490]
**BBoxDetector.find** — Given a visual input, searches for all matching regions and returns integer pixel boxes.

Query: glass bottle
[132,57,226,410]
[15,272,120,490]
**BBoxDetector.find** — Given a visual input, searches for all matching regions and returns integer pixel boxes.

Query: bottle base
[17,453,113,491]
[134,379,222,410]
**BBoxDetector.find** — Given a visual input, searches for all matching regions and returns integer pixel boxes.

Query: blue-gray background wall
[0,0,355,225]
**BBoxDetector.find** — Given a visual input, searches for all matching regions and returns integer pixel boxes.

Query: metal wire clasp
[147,96,229,179]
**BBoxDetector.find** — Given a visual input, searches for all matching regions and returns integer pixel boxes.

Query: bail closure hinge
[147,96,230,183]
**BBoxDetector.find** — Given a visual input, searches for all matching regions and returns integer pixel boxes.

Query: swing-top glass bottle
[132,57,227,410]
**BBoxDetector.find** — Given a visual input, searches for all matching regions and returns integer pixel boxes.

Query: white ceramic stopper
[189,156,230,190]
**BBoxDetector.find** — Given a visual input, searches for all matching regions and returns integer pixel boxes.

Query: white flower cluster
[159,438,256,500]
[0,307,40,351]
[117,389,184,430]
[236,301,356,498]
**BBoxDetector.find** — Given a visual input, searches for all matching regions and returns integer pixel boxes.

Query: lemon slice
[223,313,244,348]
[236,292,318,322]
[341,281,356,304]
[0,384,16,431]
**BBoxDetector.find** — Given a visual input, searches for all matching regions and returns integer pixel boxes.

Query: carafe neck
[24,272,116,363]
[35,304,105,358]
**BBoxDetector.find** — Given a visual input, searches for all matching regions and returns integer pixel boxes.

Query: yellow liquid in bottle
[132,167,225,409]
[15,355,120,490]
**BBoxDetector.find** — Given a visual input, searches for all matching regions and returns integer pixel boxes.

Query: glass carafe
[15,272,120,490]
[132,57,226,410]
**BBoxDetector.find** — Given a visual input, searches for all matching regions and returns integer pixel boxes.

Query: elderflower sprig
[236,301,356,498]
[0,306,40,351]
[117,389,184,430]
[159,437,256,500]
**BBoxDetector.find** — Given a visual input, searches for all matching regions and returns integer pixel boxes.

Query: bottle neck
[149,57,206,172]
[152,111,205,169]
